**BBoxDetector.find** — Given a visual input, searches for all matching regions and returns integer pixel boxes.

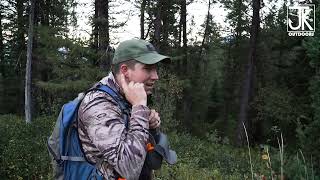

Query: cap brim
[154,145,177,165]
[135,52,170,65]
[165,150,177,165]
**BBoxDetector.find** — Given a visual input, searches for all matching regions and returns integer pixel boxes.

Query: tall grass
[242,122,254,180]
[299,149,308,179]
[311,155,315,180]
[277,133,284,180]
[266,146,274,180]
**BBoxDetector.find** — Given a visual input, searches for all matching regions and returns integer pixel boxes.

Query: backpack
[47,84,130,180]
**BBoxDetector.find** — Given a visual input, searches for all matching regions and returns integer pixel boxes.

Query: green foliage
[1,0,320,178]
[170,41,227,136]
[0,76,24,114]
[249,0,314,148]
[0,115,319,179]
[152,65,184,132]
[222,0,250,39]
[0,0,79,114]
[253,85,302,144]
[284,151,319,180]
[35,80,93,115]
[0,115,55,179]
[155,132,319,179]
[33,26,106,115]
[299,4,320,171]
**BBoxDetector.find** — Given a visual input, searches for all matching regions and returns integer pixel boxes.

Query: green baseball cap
[112,39,170,65]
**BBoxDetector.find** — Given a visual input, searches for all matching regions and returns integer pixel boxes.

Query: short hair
[111,59,138,74]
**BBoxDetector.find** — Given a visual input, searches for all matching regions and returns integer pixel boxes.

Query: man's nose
[151,69,159,80]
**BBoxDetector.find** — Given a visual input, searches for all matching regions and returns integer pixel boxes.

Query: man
[77,39,169,180]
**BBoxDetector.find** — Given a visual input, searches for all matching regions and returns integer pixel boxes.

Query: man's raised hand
[120,73,147,106]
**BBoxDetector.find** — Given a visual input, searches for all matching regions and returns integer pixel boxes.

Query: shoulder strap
[94,83,131,129]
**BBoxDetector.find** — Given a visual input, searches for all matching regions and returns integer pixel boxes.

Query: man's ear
[119,64,129,77]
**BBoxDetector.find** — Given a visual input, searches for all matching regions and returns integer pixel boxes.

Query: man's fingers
[128,81,135,88]
[149,109,161,129]
[150,122,157,127]
[120,73,128,91]
[150,121,159,127]
[154,112,159,120]
[149,110,159,121]
[150,119,161,129]
[149,109,156,120]
[134,82,144,90]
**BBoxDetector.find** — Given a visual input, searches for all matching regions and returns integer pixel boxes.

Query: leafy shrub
[0,115,318,179]
[160,132,266,179]
[0,115,55,179]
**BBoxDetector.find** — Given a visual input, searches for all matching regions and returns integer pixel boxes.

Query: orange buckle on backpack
[147,143,154,151]
[118,178,126,180]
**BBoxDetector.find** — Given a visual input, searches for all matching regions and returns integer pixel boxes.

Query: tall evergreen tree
[91,0,132,70]
[219,0,248,141]
[236,0,260,146]
[25,0,35,123]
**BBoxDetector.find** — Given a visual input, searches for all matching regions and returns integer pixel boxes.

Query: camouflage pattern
[78,72,151,180]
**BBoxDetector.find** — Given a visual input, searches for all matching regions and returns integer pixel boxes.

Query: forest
[0,0,319,179]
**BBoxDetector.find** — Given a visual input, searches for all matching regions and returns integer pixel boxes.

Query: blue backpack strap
[94,83,131,129]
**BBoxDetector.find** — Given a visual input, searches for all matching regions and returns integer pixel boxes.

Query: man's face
[126,62,159,95]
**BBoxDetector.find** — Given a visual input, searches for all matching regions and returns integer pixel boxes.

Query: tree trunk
[34,0,39,25]
[16,0,26,74]
[92,0,99,50]
[39,0,49,25]
[154,0,161,51]
[97,0,110,70]
[140,0,147,39]
[200,0,212,55]
[181,0,187,51]
[179,0,187,75]
[0,7,4,77]
[235,0,243,46]
[44,0,50,26]
[25,0,35,124]
[178,19,182,47]
[236,0,260,146]
[222,42,234,136]
[161,0,169,51]
[98,0,109,50]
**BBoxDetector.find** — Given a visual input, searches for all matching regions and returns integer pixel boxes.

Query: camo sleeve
[78,90,150,180]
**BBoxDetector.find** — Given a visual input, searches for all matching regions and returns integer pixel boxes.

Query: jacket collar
[99,72,122,95]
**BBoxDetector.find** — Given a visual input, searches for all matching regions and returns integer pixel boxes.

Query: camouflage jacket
[78,72,151,180]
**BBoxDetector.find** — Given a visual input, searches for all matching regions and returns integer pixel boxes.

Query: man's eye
[144,66,153,70]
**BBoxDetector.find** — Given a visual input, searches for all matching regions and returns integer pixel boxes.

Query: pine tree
[236,0,260,146]
[25,0,35,123]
